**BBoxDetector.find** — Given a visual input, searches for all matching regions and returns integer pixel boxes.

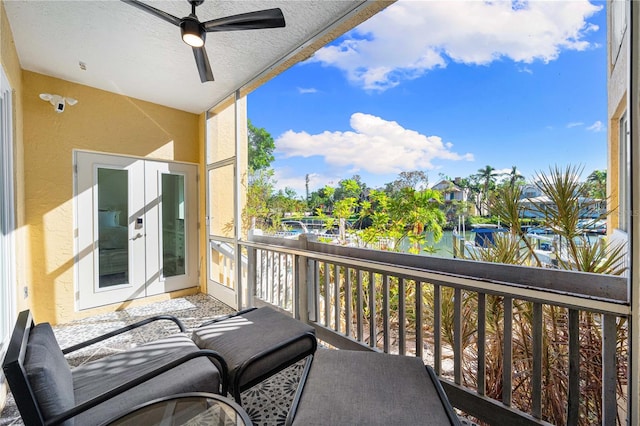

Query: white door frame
[75,151,198,310]
[205,91,245,309]
[145,160,199,296]
[76,152,147,309]
[0,67,16,352]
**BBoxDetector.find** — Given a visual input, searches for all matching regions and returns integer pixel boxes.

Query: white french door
[76,152,198,310]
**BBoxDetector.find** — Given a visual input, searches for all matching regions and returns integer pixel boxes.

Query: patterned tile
[239,361,305,425]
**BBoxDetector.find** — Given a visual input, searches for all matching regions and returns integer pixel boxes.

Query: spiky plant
[490,185,543,266]
[465,232,531,266]
[450,165,628,424]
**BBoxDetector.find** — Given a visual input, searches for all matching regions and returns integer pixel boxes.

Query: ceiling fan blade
[120,0,181,26]
[203,8,285,32]
[192,47,214,83]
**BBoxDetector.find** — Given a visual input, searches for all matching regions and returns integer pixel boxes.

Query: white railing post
[295,234,316,322]
[246,230,258,308]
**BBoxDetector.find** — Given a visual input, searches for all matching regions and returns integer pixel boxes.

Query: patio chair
[285,349,461,426]
[192,306,317,403]
[2,310,228,426]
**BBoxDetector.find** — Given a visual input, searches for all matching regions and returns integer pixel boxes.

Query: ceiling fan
[121,0,285,83]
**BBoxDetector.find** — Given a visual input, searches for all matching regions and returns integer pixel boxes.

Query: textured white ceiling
[4,0,366,113]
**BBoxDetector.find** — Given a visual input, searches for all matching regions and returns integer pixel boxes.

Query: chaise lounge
[285,349,461,426]
[2,310,228,426]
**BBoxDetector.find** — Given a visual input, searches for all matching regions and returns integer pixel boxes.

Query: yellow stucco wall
[22,71,202,324]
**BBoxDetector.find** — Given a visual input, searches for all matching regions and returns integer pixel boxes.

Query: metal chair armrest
[61,315,186,354]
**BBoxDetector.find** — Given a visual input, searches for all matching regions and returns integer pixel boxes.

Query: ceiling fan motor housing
[180,16,205,47]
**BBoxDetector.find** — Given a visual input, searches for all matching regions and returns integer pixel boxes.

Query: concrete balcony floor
[0,294,306,426]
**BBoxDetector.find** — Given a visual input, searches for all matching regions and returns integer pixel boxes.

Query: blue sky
[247,0,607,196]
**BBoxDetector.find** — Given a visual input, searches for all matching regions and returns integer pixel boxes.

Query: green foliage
[242,169,275,233]
[247,119,275,172]
[501,165,525,188]
[268,188,306,220]
[466,233,531,265]
[359,188,445,253]
[243,169,305,234]
[586,169,607,199]
[308,185,336,214]
[472,165,498,215]
[384,170,429,195]
[534,165,586,240]
[335,176,364,201]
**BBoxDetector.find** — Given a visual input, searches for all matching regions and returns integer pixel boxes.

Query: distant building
[431,179,477,219]
[520,196,606,219]
[432,179,469,202]
[520,184,542,199]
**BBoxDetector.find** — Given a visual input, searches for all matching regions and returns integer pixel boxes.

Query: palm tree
[505,166,525,188]
[586,169,607,199]
[474,165,497,215]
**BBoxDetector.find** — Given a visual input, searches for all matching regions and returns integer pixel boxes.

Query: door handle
[130,233,143,241]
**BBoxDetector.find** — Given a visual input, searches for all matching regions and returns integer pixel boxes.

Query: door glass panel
[97,168,129,287]
[162,174,186,278]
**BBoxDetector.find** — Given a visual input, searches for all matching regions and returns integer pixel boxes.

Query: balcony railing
[224,233,629,425]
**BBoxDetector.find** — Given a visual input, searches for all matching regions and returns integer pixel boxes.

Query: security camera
[39,93,78,113]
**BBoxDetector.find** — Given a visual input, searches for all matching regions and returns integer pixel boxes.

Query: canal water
[429,230,456,258]
[402,230,470,259]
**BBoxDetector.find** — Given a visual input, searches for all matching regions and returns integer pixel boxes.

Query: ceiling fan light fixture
[121,0,287,83]
[180,18,205,47]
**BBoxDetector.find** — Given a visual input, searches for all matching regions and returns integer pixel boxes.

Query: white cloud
[493,167,523,183]
[587,120,605,132]
[273,170,339,195]
[310,0,602,91]
[275,113,474,175]
[494,168,513,176]
[297,87,318,94]
[567,122,584,128]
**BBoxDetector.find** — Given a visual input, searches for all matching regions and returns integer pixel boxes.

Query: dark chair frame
[198,307,318,403]
[2,310,229,426]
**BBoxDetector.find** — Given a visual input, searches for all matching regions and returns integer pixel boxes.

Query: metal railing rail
[241,234,629,425]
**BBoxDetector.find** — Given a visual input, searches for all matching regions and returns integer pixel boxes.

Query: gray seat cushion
[192,307,316,389]
[72,334,220,425]
[291,349,455,425]
[24,323,75,425]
